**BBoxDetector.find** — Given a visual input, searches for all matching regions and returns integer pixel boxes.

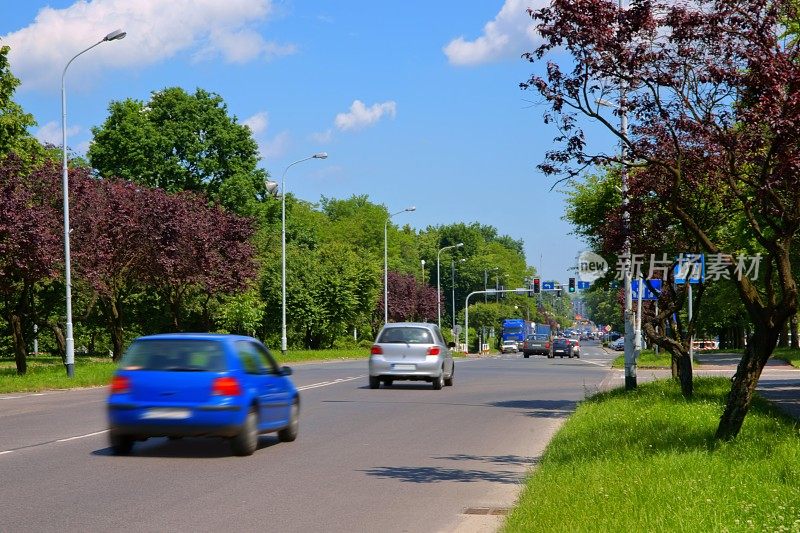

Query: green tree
[0,45,39,160]
[88,87,267,213]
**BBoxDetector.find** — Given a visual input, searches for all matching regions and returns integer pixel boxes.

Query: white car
[610,337,625,351]
[501,340,518,353]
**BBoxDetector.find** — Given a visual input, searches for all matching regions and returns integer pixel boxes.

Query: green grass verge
[611,349,673,369]
[275,348,368,364]
[0,349,370,393]
[773,347,800,368]
[504,377,800,532]
[0,355,116,393]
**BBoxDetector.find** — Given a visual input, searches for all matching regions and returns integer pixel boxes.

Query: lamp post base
[66,363,74,378]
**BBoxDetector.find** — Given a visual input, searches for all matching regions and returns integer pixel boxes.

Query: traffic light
[568,277,576,293]
[533,278,541,294]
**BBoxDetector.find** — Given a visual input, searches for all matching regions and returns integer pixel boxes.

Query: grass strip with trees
[503,378,800,532]
[0,349,370,393]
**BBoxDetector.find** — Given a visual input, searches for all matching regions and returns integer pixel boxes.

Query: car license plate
[140,408,190,420]
[392,364,415,371]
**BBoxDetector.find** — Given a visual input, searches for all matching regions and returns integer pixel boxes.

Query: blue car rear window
[120,340,227,371]
[378,327,433,344]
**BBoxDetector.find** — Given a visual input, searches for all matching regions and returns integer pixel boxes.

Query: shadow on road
[91,435,279,459]
[431,453,540,467]
[359,465,522,484]
[489,399,577,418]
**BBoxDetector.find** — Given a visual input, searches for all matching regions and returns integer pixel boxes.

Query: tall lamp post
[451,258,465,335]
[280,153,327,355]
[437,243,463,327]
[384,206,415,323]
[61,29,126,378]
[598,84,635,387]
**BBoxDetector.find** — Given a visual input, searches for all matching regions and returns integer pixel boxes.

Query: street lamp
[61,28,126,378]
[437,243,463,327]
[384,206,415,323]
[451,258,466,335]
[281,152,327,355]
[421,259,426,285]
[597,98,635,388]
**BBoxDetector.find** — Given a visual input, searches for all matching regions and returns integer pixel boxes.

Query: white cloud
[259,131,291,160]
[310,129,333,144]
[242,111,269,135]
[443,0,546,66]
[2,0,295,91]
[334,100,396,131]
[35,121,80,145]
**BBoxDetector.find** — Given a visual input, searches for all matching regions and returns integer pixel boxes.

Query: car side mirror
[280,366,293,376]
[447,342,456,348]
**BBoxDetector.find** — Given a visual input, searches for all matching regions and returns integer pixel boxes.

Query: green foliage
[504,378,800,532]
[563,170,621,251]
[88,87,267,213]
[215,289,266,336]
[0,45,40,161]
[581,285,623,331]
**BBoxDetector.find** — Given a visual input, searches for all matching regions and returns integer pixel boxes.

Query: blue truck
[501,319,532,351]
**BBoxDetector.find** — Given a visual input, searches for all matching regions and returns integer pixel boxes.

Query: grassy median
[611,348,673,369]
[0,349,369,393]
[504,377,800,532]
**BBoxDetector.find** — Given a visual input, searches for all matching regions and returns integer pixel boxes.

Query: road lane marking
[1,429,110,457]
[577,359,607,367]
[297,375,364,391]
[55,430,108,443]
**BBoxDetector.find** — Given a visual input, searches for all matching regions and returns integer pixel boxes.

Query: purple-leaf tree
[0,157,61,374]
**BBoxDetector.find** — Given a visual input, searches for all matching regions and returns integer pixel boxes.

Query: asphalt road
[0,343,616,533]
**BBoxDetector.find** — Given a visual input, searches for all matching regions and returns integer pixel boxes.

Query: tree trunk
[791,315,799,350]
[48,322,66,363]
[715,325,779,440]
[9,313,27,375]
[671,355,678,379]
[88,330,96,357]
[105,298,125,361]
[778,323,788,347]
[676,353,693,399]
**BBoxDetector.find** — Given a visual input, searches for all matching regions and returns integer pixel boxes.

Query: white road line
[1,430,110,457]
[297,375,364,391]
[55,430,108,443]
[578,359,607,367]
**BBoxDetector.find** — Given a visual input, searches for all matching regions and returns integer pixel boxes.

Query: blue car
[107,333,299,456]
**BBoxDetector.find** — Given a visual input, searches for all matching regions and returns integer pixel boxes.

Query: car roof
[381,322,438,329]
[133,333,257,343]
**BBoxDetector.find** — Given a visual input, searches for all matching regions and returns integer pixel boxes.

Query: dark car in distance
[548,337,574,358]
[522,334,550,357]
[107,333,299,456]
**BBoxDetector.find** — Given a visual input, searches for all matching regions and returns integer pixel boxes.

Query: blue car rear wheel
[231,408,258,456]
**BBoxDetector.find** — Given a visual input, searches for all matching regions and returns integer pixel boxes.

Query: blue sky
[0,0,602,284]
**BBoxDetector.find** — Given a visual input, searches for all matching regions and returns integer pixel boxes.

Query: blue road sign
[631,279,662,300]
[674,253,704,284]
[542,281,555,291]
[577,281,591,290]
